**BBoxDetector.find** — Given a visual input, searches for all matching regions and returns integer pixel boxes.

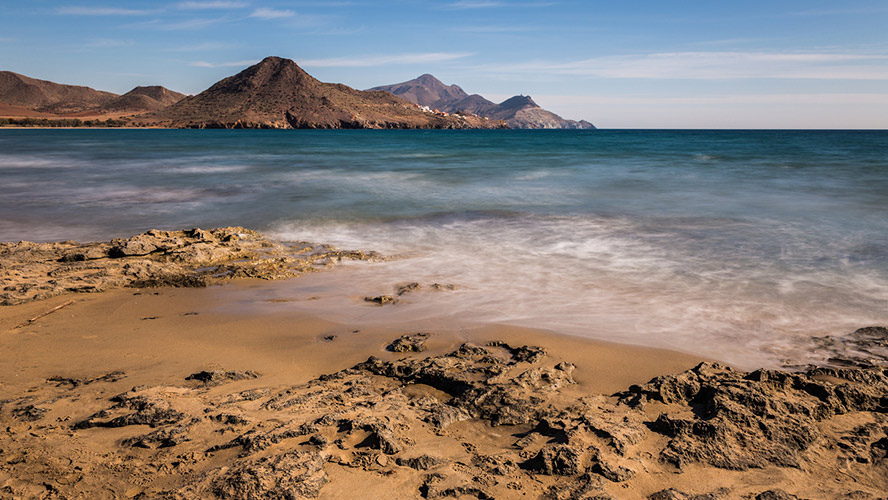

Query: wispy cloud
[82,38,133,48]
[57,6,159,15]
[248,7,295,19]
[164,41,239,52]
[190,59,258,68]
[453,25,543,33]
[443,1,554,9]
[127,17,229,30]
[177,1,248,9]
[301,52,473,67]
[479,51,888,80]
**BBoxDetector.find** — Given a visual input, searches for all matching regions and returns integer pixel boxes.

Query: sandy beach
[1,228,886,499]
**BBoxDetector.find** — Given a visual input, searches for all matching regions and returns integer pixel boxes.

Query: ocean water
[1,129,886,368]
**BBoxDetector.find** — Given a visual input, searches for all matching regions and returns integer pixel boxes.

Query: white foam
[266,214,888,369]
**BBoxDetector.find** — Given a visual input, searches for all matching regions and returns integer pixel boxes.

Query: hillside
[147,57,498,129]
[103,86,187,113]
[372,74,595,129]
[0,71,118,114]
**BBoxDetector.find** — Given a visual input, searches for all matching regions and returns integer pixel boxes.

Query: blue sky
[1,0,887,128]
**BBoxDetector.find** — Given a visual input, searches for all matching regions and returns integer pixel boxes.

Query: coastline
[1,230,886,498]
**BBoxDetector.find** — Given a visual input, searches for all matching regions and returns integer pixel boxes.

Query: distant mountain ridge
[371,74,595,129]
[0,71,185,115]
[0,71,118,114]
[147,57,497,129]
[1,59,594,129]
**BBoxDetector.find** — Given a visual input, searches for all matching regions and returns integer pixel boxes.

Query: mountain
[147,57,498,129]
[0,72,186,117]
[371,74,595,129]
[0,71,118,114]
[103,86,187,113]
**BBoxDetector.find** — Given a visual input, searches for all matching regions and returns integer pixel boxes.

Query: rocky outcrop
[1,334,886,498]
[387,332,431,353]
[0,226,382,305]
[619,362,888,470]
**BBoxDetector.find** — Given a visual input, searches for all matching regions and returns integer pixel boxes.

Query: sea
[1,129,886,368]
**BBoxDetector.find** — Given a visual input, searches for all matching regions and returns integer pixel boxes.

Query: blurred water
[1,129,886,367]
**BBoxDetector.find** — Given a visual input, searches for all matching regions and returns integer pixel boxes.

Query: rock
[108,235,160,257]
[122,426,190,449]
[343,417,402,454]
[308,434,328,446]
[185,370,260,386]
[810,326,888,368]
[590,456,635,482]
[522,444,583,476]
[212,450,329,499]
[12,405,48,422]
[74,388,186,429]
[397,455,446,471]
[754,490,801,500]
[1,226,382,306]
[364,295,397,305]
[396,282,421,296]
[387,332,431,353]
[648,488,731,500]
[621,362,888,470]
[47,371,126,388]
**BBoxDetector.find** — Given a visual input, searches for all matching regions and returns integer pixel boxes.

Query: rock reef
[0,226,382,305]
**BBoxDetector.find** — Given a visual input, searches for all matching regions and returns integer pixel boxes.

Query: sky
[1,0,887,128]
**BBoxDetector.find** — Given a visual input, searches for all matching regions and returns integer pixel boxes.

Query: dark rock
[122,426,190,449]
[590,457,635,482]
[12,405,48,422]
[364,295,397,305]
[649,488,731,500]
[810,326,888,368]
[396,282,421,296]
[387,332,430,353]
[344,417,402,455]
[209,413,250,426]
[396,455,446,470]
[522,444,583,476]
[308,434,328,446]
[185,370,260,386]
[74,390,186,429]
[755,490,801,500]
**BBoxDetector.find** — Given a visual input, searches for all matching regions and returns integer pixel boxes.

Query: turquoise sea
[1,129,886,367]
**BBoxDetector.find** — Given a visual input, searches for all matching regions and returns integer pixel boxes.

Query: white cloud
[190,59,258,68]
[130,17,228,30]
[83,38,133,48]
[301,52,473,67]
[165,42,238,52]
[480,51,888,80]
[443,1,554,9]
[57,6,158,15]
[177,1,248,9]
[248,8,295,19]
